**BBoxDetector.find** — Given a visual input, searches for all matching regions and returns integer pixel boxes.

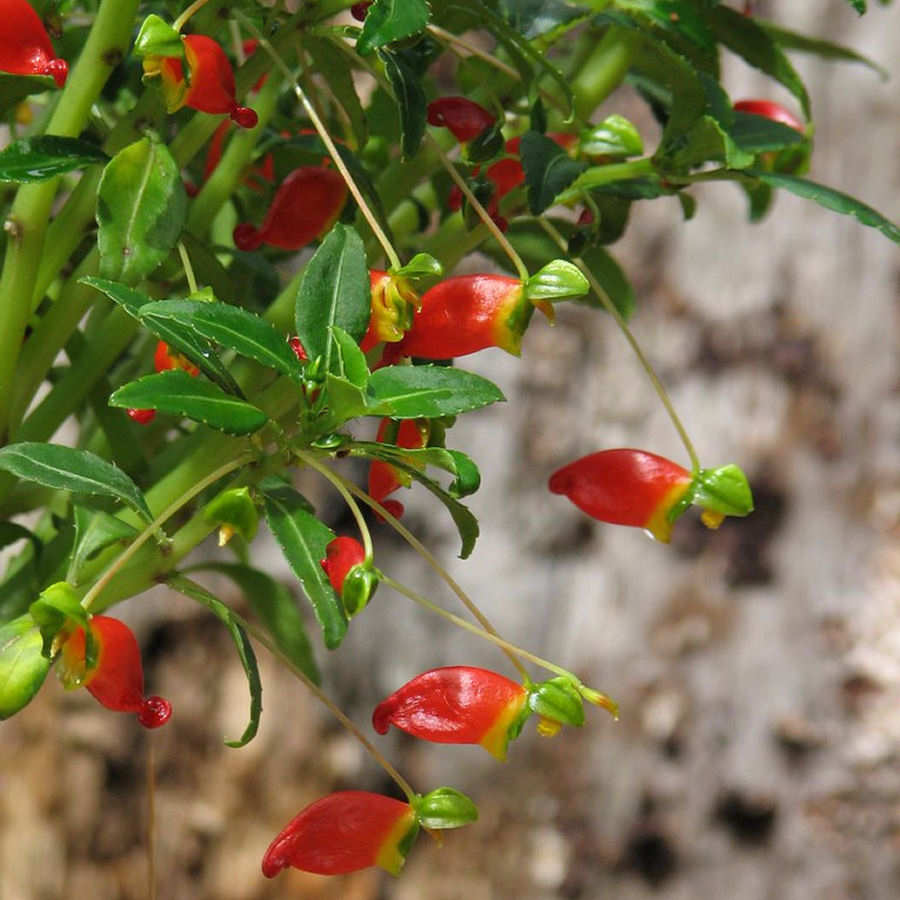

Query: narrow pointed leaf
[350,443,481,498]
[379,48,427,158]
[167,575,262,747]
[110,371,268,435]
[97,138,187,285]
[329,326,369,388]
[520,131,588,214]
[260,483,347,649]
[357,0,430,56]
[0,443,152,522]
[0,137,107,183]
[140,300,305,384]
[367,366,505,418]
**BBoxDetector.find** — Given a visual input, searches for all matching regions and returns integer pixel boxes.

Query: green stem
[381,574,618,716]
[556,157,655,204]
[173,0,210,32]
[82,455,253,611]
[0,0,140,443]
[570,25,639,121]
[430,136,529,282]
[336,473,530,681]
[538,218,700,472]
[295,451,374,559]
[233,608,416,800]
[178,242,198,294]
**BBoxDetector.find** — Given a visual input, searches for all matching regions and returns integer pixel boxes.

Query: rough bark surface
[2,2,899,898]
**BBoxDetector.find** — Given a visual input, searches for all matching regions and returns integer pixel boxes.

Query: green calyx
[341,564,379,617]
[527,676,585,732]
[29,581,92,663]
[413,787,479,830]
[580,114,644,159]
[692,464,754,518]
[203,487,259,545]
[133,15,184,60]
[391,252,443,280]
[524,260,590,303]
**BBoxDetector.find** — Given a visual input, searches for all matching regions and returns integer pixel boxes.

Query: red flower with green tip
[368,418,430,519]
[152,34,257,128]
[59,616,172,729]
[233,166,347,251]
[373,666,531,760]
[262,791,418,877]
[320,536,365,594]
[360,270,419,352]
[734,99,804,133]
[386,274,530,361]
[427,96,495,143]
[0,0,68,87]
[549,449,753,543]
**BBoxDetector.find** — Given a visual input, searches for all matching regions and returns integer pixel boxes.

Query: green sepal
[528,676,585,728]
[0,615,51,720]
[580,115,644,159]
[203,487,259,545]
[413,787,479,830]
[134,15,184,60]
[340,565,379,618]
[392,253,443,280]
[28,582,93,665]
[691,464,754,518]
[524,260,589,303]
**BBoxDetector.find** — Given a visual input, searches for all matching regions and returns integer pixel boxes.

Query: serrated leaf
[260,483,347,650]
[747,172,900,243]
[140,300,305,384]
[110,371,268,435]
[68,508,137,586]
[187,563,320,685]
[0,137,107,183]
[367,366,505,418]
[730,111,807,153]
[501,0,589,40]
[0,615,50,720]
[324,374,369,425]
[295,224,370,371]
[167,575,262,747]
[757,19,887,78]
[0,443,152,523]
[350,443,481,498]
[379,48,427,158]
[329,326,369,388]
[97,138,187,285]
[80,277,243,397]
[519,131,588,213]
[708,6,810,118]
[357,0,430,56]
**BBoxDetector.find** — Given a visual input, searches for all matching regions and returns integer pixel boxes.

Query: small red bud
[127,408,156,425]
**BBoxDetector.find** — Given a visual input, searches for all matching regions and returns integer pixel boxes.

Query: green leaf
[295,224,370,371]
[730,111,807,153]
[97,137,187,285]
[0,616,50,720]
[302,36,368,148]
[520,131,588,213]
[578,246,636,320]
[379,48,428,158]
[69,508,137,585]
[110,371,268,435]
[324,374,368,425]
[350,443,482,499]
[0,443,152,523]
[80,277,243,397]
[357,0,430,55]
[367,366,506,418]
[167,575,262,748]
[0,73,57,117]
[329,326,369,388]
[187,563,320,685]
[708,6,810,118]
[757,19,887,78]
[500,0,590,40]
[259,483,347,650]
[844,0,865,12]
[0,136,107,183]
[0,523,41,559]
[747,171,900,243]
[140,300,305,384]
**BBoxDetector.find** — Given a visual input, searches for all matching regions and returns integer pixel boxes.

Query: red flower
[427,97,495,142]
[233,166,347,251]
[360,270,419,351]
[59,616,172,729]
[154,340,199,376]
[373,666,530,760]
[368,418,429,519]
[262,791,418,877]
[0,0,67,87]
[320,536,365,594]
[733,99,804,133]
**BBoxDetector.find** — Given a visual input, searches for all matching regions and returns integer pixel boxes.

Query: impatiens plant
[0,0,897,891]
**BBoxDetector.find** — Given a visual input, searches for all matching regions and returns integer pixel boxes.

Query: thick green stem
[570,26,639,121]
[0,0,140,442]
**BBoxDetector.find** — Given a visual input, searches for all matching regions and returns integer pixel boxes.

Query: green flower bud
[413,787,479,830]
